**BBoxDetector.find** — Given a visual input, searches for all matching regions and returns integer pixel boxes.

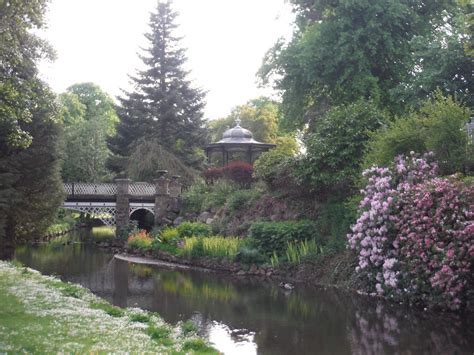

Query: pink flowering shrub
[395,177,473,310]
[348,152,474,310]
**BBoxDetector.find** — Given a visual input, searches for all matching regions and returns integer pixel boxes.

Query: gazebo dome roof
[219,120,255,143]
[206,118,276,155]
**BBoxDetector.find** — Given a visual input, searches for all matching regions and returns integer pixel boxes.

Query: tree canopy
[259,0,460,131]
[59,83,118,182]
[0,0,55,151]
[0,0,63,243]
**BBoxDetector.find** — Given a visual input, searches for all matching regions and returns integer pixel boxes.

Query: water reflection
[12,232,474,355]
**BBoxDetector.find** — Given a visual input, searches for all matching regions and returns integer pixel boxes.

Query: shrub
[227,189,261,214]
[181,179,240,214]
[394,177,473,310]
[364,92,473,175]
[201,161,254,187]
[91,302,124,317]
[348,153,474,310]
[201,180,238,211]
[182,339,215,353]
[249,220,318,257]
[181,320,198,335]
[129,313,150,323]
[235,245,265,264]
[155,242,179,255]
[180,180,208,213]
[314,199,358,252]
[253,135,298,187]
[147,325,172,343]
[127,230,154,250]
[293,99,388,194]
[177,222,212,239]
[159,227,179,244]
[223,161,253,187]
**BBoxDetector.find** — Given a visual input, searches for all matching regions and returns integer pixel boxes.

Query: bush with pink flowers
[348,152,473,310]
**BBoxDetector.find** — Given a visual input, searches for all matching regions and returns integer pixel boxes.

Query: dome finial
[235,117,241,127]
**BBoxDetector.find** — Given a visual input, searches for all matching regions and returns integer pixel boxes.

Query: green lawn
[0,260,217,354]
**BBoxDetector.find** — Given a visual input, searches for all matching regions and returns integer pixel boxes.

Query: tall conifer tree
[109,1,206,173]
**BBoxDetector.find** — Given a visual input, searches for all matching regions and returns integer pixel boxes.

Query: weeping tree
[127,139,198,185]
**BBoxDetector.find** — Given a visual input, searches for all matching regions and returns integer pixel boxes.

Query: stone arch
[129,208,155,231]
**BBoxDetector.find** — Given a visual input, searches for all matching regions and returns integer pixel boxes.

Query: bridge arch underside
[62,203,116,227]
[130,208,155,231]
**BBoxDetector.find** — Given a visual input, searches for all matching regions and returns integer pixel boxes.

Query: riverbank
[112,245,363,291]
[0,260,218,354]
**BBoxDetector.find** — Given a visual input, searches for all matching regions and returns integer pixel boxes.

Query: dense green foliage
[176,222,212,239]
[293,100,388,195]
[314,199,358,252]
[0,0,54,151]
[395,6,473,108]
[0,0,63,243]
[226,189,261,214]
[249,220,318,257]
[181,180,239,214]
[59,83,118,182]
[259,0,460,130]
[364,93,473,175]
[109,1,206,175]
[253,136,298,187]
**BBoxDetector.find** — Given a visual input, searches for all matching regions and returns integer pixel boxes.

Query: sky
[39,0,295,120]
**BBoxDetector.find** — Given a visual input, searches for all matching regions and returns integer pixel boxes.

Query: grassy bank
[0,260,217,354]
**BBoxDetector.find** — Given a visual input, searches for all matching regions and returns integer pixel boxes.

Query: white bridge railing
[64,182,155,197]
[129,182,155,196]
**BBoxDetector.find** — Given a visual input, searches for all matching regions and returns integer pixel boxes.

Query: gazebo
[206,119,275,166]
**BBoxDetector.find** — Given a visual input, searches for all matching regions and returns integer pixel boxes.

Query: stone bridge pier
[115,174,182,235]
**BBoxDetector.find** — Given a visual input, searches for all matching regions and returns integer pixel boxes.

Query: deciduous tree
[259,0,455,130]
[0,0,63,244]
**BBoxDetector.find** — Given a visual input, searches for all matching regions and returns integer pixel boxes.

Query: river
[10,231,474,354]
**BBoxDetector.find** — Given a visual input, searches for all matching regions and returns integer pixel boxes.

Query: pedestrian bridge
[62,178,182,228]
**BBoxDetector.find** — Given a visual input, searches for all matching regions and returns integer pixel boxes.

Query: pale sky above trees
[38,0,294,120]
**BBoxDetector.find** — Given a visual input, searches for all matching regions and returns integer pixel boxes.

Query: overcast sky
[38,0,294,120]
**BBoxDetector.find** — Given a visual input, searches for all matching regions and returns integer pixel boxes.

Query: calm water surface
[12,231,474,355]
